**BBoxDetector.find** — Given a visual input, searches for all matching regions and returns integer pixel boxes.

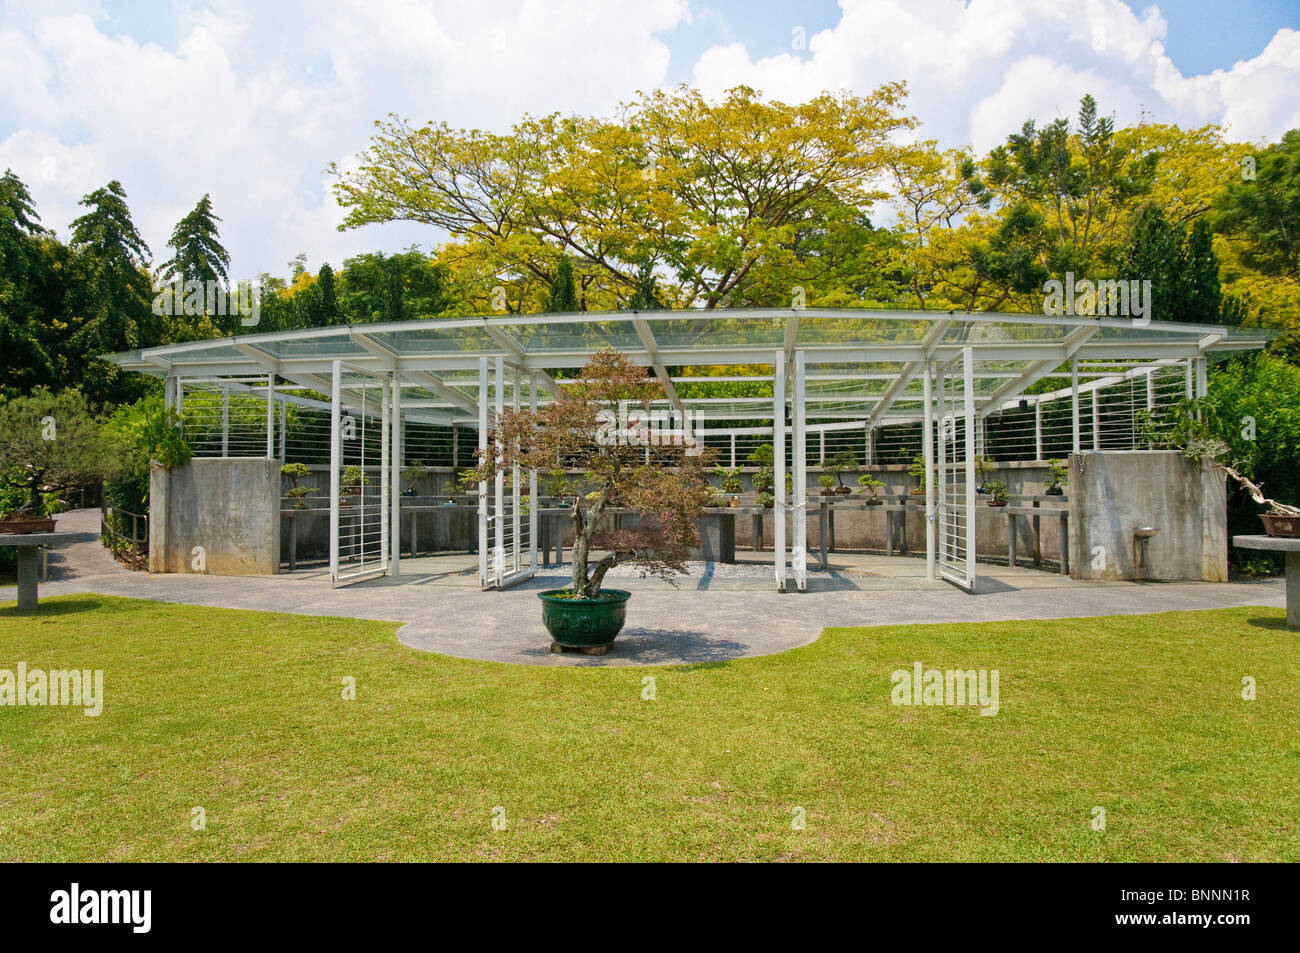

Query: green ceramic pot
[539,588,631,648]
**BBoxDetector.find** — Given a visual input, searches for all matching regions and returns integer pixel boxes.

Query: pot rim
[539,587,632,605]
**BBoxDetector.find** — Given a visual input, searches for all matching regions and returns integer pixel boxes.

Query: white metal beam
[867,319,952,426]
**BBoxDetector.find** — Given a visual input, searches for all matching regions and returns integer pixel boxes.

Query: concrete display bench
[1233,535,1300,629]
[1,531,81,611]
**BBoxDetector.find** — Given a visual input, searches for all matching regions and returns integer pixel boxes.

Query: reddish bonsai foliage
[477,349,713,598]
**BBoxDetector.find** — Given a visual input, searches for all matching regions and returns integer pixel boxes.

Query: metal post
[512,365,521,577]
[793,350,807,592]
[773,352,786,592]
[265,373,275,459]
[730,433,736,469]
[380,377,390,574]
[478,357,489,588]
[221,384,230,457]
[529,374,538,573]
[278,400,287,460]
[494,356,505,587]
[391,374,402,577]
[1070,360,1081,454]
[1034,401,1043,461]
[328,361,341,586]
[1092,390,1100,450]
[923,360,936,580]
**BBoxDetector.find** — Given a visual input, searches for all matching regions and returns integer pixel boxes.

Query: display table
[1232,535,1300,629]
[0,531,81,611]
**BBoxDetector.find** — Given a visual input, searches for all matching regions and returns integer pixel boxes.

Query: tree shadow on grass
[1245,615,1293,632]
[0,598,108,618]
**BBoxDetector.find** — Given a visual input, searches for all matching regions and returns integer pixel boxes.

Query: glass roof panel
[510,319,645,352]
[648,316,786,350]
[795,316,930,345]
[373,325,497,354]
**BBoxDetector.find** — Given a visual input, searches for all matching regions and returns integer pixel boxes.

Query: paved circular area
[3,509,1287,668]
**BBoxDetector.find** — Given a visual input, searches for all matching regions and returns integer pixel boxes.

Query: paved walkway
[1,509,1285,667]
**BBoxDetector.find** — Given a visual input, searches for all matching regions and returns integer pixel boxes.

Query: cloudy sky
[2,0,1297,281]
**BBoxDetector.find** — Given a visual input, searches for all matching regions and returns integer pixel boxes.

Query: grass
[0,594,1296,862]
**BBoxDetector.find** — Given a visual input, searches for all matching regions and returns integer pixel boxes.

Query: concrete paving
[1,509,1285,667]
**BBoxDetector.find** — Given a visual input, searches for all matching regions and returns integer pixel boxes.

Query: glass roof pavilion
[105,307,1270,427]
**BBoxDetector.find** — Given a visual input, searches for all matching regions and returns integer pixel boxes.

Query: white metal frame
[477,355,538,590]
[936,347,977,592]
[329,359,391,588]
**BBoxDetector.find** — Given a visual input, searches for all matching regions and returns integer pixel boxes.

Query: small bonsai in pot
[713,462,743,505]
[0,389,109,533]
[476,349,712,654]
[340,466,366,506]
[816,473,837,495]
[975,455,996,493]
[281,462,313,509]
[401,461,427,497]
[857,473,885,504]
[985,479,1009,506]
[748,443,776,506]
[821,450,857,495]
[908,453,928,495]
[1045,458,1067,496]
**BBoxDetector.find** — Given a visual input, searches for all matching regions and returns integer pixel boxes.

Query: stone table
[0,531,83,611]
[1233,534,1300,628]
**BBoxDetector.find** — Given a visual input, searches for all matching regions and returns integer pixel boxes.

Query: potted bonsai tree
[857,473,885,504]
[985,479,1009,507]
[821,449,856,495]
[1045,458,1067,496]
[908,453,928,496]
[0,389,108,533]
[476,350,712,655]
[340,466,366,506]
[975,455,996,494]
[401,461,427,497]
[281,462,313,509]
[713,463,743,507]
[748,443,777,507]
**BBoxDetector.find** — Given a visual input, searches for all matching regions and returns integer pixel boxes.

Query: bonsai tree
[476,349,712,599]
[821,449,857,493]
[975,454,996,492]
[340,465,367,503]
[281,462,313,509]
[454,468,480,497]
[985,478,1009,505]
[908,453,928,494]
[713,462,743,496]
[0,389,108,521]
[401,460,428,495]
[1046,458,1068,495]
[857,473,884,499]
[816,473,836,493]
[748,443,776,506]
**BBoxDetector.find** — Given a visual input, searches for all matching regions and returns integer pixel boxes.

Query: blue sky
[2,0,1297,279]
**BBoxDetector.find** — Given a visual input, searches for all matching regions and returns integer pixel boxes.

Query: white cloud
[0,0,689,277]
[690,0,1300,151]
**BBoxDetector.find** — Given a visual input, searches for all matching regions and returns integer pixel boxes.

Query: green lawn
[0,594,1295,862]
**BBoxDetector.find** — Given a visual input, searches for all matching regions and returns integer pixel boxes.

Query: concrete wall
[150,458,281,574]
[1069,450,1226,582]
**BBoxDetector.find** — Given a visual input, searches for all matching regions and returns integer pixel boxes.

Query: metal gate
[478,356,538,589]
[936,347,977,591]
[330,361,390,587]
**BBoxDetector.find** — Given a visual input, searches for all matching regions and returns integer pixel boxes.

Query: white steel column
[1092,390,1100,450]
[774,352,787,592]
[1034,401,1043,461]
[923,360,936,580]
[528,374,538,572]
[793,350,807,592]
[390,374,402,577]
[380,377,390,574]
[278,401,286,459]
[265,373,275,459]
[478,357,489,588]
[1196,357,1207,398]
[328,361,341,586]
[494,356,505,587]
[221,384,230,457]
[1071,360,1081,454]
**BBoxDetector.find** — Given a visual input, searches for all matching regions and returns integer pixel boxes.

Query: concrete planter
[0,517,57,534]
